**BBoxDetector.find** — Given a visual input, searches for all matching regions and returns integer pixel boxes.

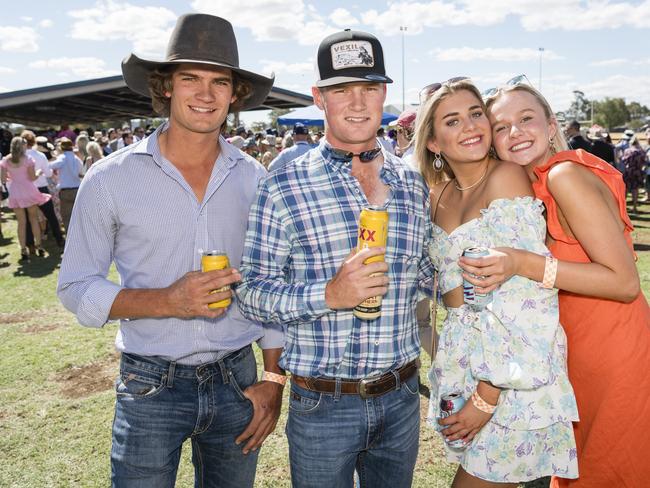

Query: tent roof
[277,105,398,127]
[0,75,313,127]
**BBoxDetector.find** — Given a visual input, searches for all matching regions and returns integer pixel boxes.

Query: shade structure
[277,105,397,127]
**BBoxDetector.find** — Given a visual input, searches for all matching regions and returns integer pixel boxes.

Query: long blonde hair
[484,83,569,157]
[10,136,26,164]
[414,79,487,188]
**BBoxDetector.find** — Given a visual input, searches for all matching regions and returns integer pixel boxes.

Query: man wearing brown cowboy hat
[57,13,284,488]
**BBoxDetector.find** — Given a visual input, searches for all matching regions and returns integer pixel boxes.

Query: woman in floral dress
[415,79,578,486]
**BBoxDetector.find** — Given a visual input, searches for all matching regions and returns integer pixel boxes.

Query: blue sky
[1,0,649,126]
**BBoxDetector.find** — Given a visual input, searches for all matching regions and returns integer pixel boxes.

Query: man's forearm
[261,348,284,375]
[108,288,171,320]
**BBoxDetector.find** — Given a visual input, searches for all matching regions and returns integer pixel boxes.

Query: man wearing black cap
[238,28,433,487]
[267,123,314,171]
[57,14,284,487]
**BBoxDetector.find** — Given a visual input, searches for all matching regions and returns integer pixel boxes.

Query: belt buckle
[358,375,380,399]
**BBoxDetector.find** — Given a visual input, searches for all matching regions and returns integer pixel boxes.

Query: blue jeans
[286,371,420,488]
[111,346,258,488]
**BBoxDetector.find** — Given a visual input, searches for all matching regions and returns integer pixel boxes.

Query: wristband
[471,390,497,414]
[541,256,558,289]
[262,370,287,386]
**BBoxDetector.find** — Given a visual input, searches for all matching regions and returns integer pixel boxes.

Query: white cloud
[29,57,119,79]
[431,47,562,62]
[259,59,313,76]
[590,58,628,67]
[191,0,340,45]
[68,1,177,56]
[21,16,33,22]
[39,19,53,28]
[0,26,39,52]
[360,0,650,35]
[0,67,16,74]
[0,85,10,93]
[330,8,359,27]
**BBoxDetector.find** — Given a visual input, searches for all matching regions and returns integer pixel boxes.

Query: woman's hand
[438,398,493,445]
[458,247,520,294]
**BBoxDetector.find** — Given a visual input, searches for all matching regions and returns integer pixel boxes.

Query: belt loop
[167,361,176,388]
[334,377,341,401]
[218,358,229,384]
[392,369,401,390]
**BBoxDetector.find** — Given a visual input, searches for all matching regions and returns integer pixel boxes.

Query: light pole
[400,26,407,111]
[538,47,544,92]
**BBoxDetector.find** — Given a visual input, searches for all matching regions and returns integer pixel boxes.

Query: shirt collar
[318,137,400,183]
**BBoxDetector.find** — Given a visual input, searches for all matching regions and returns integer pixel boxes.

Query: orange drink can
[353,206,389,320]
[201,250,232,309]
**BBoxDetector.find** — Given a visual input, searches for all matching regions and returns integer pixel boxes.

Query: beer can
[439,392,467,449]
[353,206,389,320]
[201,250,231,309]
[462,247,492,309]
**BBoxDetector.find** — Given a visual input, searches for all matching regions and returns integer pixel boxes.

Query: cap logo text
[331,40,374,70]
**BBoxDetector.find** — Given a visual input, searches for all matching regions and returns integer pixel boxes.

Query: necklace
[454,164,489,191]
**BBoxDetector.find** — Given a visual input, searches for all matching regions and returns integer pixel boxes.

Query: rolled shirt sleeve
[57,168,123,327]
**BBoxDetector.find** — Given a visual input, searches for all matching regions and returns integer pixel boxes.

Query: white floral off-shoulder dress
[427,197,579,482]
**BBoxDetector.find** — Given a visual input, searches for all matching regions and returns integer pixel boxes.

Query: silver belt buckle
[358,375,381,399]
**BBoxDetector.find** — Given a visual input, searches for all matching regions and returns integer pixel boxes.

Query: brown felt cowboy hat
[121,14,274,111]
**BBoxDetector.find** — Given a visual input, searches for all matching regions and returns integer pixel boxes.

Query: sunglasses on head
[419,76,470,104]
[328,146,382,163]
[481,74,532,100]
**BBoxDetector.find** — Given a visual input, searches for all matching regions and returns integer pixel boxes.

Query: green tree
[268,108,291,127]
[592,98,629,129]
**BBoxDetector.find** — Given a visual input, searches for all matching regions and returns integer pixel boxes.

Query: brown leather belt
[291,359,419,399]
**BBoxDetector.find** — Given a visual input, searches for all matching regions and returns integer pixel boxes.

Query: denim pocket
[226,352,257,403]
[401,373,420,396]
[116,369,166,400]
[288,383,323,415]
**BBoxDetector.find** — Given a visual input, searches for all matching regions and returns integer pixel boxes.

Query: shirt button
[374,340,380,346]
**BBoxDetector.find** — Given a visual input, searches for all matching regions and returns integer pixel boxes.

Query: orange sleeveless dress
[533,150,650,488]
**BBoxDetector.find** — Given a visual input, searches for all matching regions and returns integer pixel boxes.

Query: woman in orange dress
[458,82,650,487]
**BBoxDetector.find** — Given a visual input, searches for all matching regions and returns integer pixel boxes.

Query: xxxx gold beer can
[353,206,389,320]
[201,250,231,309]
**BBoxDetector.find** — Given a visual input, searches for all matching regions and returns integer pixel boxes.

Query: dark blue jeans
[111,346,258,488]
[286,371,421,488]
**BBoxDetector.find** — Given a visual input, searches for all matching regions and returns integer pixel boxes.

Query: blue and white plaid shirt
[237,140,434,379]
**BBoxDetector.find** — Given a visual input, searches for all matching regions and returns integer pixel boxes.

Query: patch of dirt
[21,323,61,333]
[0,311,39,325]
[55,353,120,399]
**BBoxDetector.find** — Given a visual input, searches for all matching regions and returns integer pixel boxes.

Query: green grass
[1,198,648,488]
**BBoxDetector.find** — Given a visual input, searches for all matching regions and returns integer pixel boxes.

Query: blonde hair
[485,83,569,157]
[86,141,103,163]
[415,79,486,188]
[10,136,26,164]
[76,134,89,160]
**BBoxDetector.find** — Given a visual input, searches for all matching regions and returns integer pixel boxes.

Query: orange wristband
[541,256,558,289]
[262,371,287,386]
[471,390,497,414]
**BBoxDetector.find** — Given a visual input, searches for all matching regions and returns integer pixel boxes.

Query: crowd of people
[0,124,155,261]
[1,11,649,488]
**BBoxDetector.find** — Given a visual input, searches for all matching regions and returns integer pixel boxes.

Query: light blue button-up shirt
[57,124,284,364]
[267,141,314,172]
[49,151,82,189]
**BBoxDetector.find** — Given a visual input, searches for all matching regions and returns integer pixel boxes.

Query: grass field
[1,198,648,488]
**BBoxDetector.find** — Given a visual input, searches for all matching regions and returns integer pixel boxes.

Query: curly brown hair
[147,65,254,118]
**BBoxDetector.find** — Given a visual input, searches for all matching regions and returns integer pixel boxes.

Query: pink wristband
[471,391,496,414]
[542,256,558,289]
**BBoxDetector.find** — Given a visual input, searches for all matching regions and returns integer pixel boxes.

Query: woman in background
[0,137,51,261]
